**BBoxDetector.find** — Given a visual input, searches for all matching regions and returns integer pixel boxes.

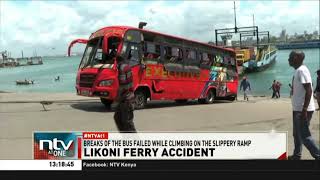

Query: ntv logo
[39,138,74,157]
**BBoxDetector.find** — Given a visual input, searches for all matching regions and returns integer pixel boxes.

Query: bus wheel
[228,96,236,102]
[100,98,113,109]
[175,99,188,104]
[199,90,215,104]
[134,90,147,109]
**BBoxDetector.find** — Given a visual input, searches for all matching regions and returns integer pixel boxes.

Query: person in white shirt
[288,50,319,160]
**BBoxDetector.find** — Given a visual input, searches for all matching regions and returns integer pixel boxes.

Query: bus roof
[91,26,235,54]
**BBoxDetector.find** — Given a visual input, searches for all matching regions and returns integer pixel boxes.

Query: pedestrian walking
[287,50,319,160]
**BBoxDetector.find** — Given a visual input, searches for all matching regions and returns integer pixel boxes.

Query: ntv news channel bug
[33,132,108,160]
[33,132,81,159]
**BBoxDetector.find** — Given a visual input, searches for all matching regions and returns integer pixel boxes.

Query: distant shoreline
[0,90,11,93]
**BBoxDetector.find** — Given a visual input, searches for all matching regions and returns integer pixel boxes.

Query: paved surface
[0,93,319,159]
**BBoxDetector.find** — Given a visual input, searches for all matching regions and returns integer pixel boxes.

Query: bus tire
[175,99,188,104]
[228,96,236,101]
[198,98,206,104]
[100,98,112,109]
[134,90,147,109]
[199,89,215,104]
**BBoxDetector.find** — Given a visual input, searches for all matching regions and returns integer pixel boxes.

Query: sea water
[245,48,319,97]
[0,49,319,97]
[0,56,79,93]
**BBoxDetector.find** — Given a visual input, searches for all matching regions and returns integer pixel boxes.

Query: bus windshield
[79,36,121,69]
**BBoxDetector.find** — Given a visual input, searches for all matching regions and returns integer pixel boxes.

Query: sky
[0,0,319,57]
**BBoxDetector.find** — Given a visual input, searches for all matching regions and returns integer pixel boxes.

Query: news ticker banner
[0,132,288,170]
[33,131,287,160]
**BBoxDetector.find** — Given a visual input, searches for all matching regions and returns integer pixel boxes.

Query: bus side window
[163,46,184,72]
[128,44,140,66]
[202,52,210,65]
[185,49,197,66]
[199,52,213,69]
[143,42,160,64]
[171,47,183,64]
[207,53,213,66]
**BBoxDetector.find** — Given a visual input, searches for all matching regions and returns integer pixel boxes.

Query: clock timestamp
[49,161,74,168]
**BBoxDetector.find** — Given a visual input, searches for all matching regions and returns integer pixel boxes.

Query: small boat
[54,76,60,81]
[242,44,277,73]
[16,80,34,85]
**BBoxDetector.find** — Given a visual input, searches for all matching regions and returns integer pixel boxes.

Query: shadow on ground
[70,101,112,113]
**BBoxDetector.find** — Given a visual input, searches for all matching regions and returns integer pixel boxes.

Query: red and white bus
[68,25,238,109]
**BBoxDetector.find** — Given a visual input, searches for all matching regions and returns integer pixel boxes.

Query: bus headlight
[99,80,114,87]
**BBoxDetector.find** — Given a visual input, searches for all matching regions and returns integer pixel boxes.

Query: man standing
[113,56,137,133]
[239,76,251,101]
[288,50,319,160]
[269,80,277,98]
[275,81,282,98]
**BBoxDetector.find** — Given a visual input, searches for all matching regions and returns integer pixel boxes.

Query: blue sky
[1,0,319,57]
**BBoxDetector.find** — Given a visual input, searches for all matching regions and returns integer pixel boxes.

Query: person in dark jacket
[113,56,136,133]
[239,76,251,101]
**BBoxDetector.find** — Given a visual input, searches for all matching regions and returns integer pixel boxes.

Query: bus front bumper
[76,86,117,99]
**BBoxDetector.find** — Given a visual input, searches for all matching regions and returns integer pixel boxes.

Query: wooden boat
[243,45,277,73]
[16,80,34,85]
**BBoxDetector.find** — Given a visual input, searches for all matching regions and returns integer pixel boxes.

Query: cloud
[1,1,84,56]
[1,0,319,57]
[238,0,319,36]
